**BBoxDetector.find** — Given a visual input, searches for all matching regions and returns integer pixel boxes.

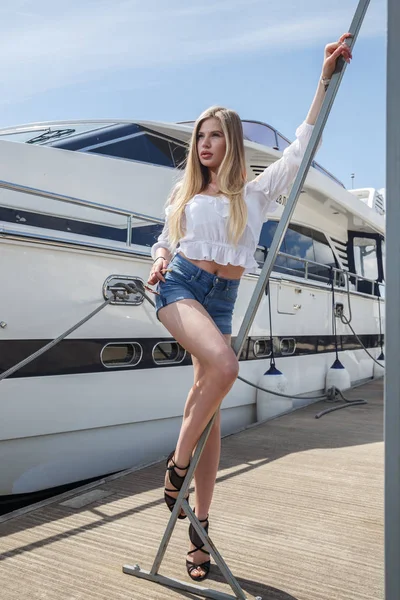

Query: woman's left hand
[322,33,353,79]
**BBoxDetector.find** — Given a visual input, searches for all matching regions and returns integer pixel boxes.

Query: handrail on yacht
[263,249,382,295]
[0,178,164,247]
[0,178,384,297]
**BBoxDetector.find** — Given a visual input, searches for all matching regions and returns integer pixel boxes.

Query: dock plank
[0,380,383,600]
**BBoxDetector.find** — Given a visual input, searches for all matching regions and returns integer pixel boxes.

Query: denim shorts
[155,253,240,335]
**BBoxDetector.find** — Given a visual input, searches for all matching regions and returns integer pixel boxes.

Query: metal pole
[385,1,400,598]
[233,0,370,358]
[123,2,370,598]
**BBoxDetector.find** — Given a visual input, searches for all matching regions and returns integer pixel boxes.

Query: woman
[147,33,352,581]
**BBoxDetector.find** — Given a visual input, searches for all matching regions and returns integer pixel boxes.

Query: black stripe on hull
[0,335,383,379]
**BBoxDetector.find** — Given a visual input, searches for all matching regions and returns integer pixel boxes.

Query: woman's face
[197,117,226,170]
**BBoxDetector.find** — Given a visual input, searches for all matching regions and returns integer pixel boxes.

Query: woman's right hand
[147,256,170,286]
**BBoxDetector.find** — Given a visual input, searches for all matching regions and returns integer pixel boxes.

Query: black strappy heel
[164,451,190,520]
[186,516,211,581]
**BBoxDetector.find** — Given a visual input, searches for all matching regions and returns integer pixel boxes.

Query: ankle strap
[198,517,209,524]
[169,454,190,471]
[193,509,209,523]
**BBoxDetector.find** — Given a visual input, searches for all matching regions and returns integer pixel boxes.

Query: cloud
[0,0,386,107]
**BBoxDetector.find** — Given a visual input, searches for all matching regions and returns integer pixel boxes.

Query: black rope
[377,296,384,358]
[330,269,340,361]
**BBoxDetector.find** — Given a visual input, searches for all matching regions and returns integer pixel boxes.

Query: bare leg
[159,301,237,521]
[187,334,231,578]
[159,301,238,468]
[192,333,231,517]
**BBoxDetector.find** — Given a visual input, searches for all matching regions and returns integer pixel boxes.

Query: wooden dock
[0,380,383,600]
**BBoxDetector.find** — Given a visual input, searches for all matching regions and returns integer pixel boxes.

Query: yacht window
[280,338,296,355]
[170,142,187,169]
[276,133,290,151]
[131,224,163,247]
[311,229,337,282]
[254,246,266,268]
[242,122,277,148]
[258,221,337,282]
[353,237,378,281]
[257,220,287,273]
[284,226,315,278]
[0,204,165,247]
[152,341,186,365]
[101,343,142,368]
[253,338,272,358]
[89,133,175,167]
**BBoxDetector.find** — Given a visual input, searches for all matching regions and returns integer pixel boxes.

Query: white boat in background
[0,118,385,501]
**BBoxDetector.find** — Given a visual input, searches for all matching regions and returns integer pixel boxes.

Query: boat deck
[0,379,384,600]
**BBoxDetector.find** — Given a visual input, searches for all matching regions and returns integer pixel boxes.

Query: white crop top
[151,121,319,274]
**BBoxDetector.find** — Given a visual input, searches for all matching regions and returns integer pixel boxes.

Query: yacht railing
[0,178,164,247]
[0,178,383,297]
[261,249,382,296]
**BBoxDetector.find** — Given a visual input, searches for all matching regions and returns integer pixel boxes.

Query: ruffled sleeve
[247,121,321,213]
[150,204,173,259]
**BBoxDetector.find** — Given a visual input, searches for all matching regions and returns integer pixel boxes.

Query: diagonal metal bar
[232,0,370,359]
[149,416,216,575]
[122,566,245,600]
[184,503,247,600]
[123,3,370,598]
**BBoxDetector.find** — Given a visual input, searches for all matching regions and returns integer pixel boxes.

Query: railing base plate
[122,564,248,600]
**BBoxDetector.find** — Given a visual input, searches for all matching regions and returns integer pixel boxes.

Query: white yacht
[0,118,385,503]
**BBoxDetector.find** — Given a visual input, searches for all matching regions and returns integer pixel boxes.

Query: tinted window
[258,220,287,273]
[55,123,142,151]
[89,133,174,167]
[0,204,164,246]
[170,142,187,169]
[242,122,277,148]
[101,343,142,368]
[258,221,336,281]
[284,225,315,277]
[353,237,378,280]
[152,341,186,365]
[276,133,290,151]
[131,224,163,247]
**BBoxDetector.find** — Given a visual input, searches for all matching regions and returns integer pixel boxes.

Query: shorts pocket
[165,266,194,284]
[225,285,239,304]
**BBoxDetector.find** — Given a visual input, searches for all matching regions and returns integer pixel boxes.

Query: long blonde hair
[167,106,247,249]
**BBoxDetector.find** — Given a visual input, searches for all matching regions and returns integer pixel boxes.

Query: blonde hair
[167,106,247,249]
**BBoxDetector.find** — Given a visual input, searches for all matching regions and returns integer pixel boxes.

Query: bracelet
[321,77,331,91]
[153,256,167,264]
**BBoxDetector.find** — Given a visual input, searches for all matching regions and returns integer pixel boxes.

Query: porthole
[280,338,296,356]
[101,342,142,368]
[152,341,186,365]
[253,338,272,358]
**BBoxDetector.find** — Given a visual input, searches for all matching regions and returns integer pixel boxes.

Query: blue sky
[0,0,386,190]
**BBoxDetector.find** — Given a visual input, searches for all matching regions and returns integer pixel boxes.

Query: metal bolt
[0,322,7,329]
[133,564,140,571]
